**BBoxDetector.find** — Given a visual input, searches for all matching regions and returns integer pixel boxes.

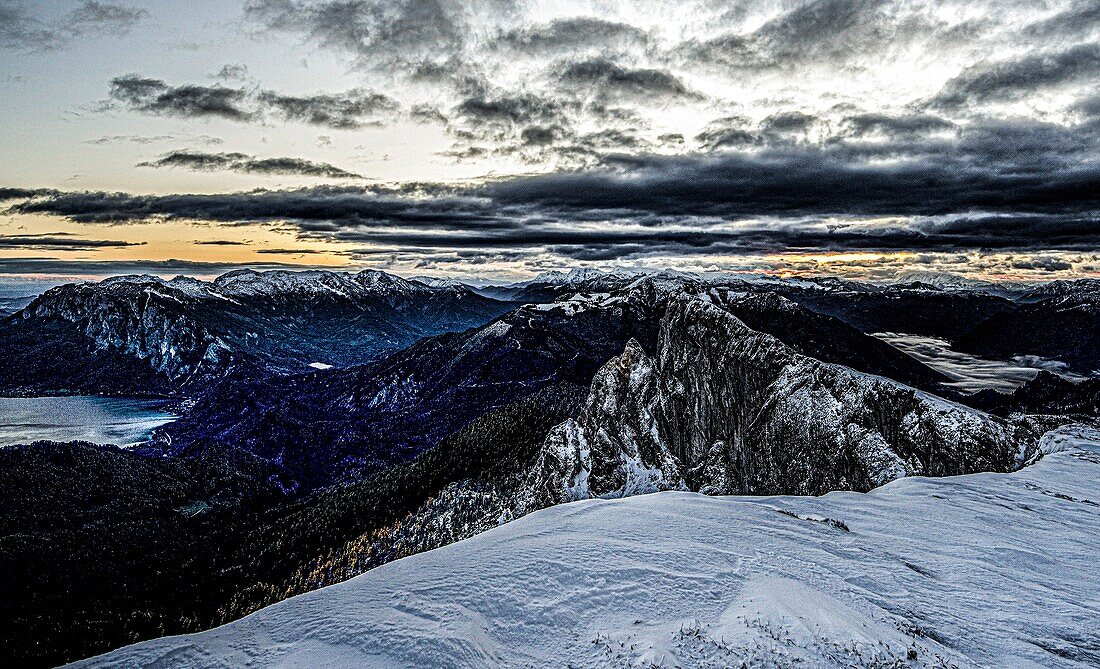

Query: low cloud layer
[139,151,363,179]
[0,233,145,251]
[0,257,325,277]
[7,118,1099,265]
[874,333,1086,393]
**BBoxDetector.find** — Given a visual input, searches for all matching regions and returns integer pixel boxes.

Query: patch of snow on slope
[70,425,1100,669]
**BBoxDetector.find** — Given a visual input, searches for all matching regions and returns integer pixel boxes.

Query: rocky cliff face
[519,294,1037,512]
[22,278,232,384]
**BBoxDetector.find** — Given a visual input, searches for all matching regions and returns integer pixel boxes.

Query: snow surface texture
[71,425,1100,669]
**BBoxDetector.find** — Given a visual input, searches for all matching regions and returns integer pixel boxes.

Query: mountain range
[0,270,512,395]
[0,268,1097,667]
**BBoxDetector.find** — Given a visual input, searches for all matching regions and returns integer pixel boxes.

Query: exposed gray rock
[23,279,230,384]
[518,294,1037,512]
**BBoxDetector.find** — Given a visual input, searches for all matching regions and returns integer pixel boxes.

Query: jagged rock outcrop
[519,294,1037,512]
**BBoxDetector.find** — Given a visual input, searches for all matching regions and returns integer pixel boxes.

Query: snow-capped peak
[411,276,464,289]
[207,269,427,298]
[892,271,998,292]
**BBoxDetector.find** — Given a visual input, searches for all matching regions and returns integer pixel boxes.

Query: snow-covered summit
[69,425,1100,669]
[212,269,338,297]
[97,274,170,287]
[90,274,209,298]
[197,268,435,299]
[411,276,464,289]
[1021,278,1100,304]
[526,267,622,285]
[892,271,1000,292]
[86,268,452,300]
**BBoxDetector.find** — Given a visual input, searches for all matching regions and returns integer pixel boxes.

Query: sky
[1,0,1098,284]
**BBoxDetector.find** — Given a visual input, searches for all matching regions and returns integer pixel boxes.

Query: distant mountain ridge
[0,269,512,395]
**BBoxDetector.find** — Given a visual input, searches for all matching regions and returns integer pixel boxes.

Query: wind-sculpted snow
[69,426,1100,668]
[521,294,1035,509]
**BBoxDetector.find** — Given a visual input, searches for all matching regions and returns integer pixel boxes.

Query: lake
[0,396,177,447]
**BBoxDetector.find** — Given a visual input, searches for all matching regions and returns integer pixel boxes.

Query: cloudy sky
[1,0,1098,282]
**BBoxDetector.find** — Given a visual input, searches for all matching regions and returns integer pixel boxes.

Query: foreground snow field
[71,426,1100,669]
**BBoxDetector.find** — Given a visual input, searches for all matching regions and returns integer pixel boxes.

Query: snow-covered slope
[70,425,1100,668]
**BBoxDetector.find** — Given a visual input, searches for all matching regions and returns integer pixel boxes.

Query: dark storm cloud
[0,187,56,200]
[580,129,650,150]
[454,92,566,126]
[557,58,697,100]
[0,234,144,250]
[1010,256,1074,272]
[195,239,248,246]
[695,116,759,150]
[449,90,578,150]
[930,43,1100,109]
[0,257,322,276]
[753,0,888,61]
[255,247,328,254]
[257,89,398,128]
[676,0,894,70]
[244,0,469,67]
[6,186,507,226]
[109,75,401,129]
[9,118,1100,260]
[483,135,1099,223]
[1072,94,1100,122]
[1024,1,1100,39]
[409,104,448,125]
[1,0,146,50]
[138,150,363,179]
[762,111,816,134]
[519,125,565,146]
[841,112,955,137]
[109,76,256,121]
[496,17,650,52]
